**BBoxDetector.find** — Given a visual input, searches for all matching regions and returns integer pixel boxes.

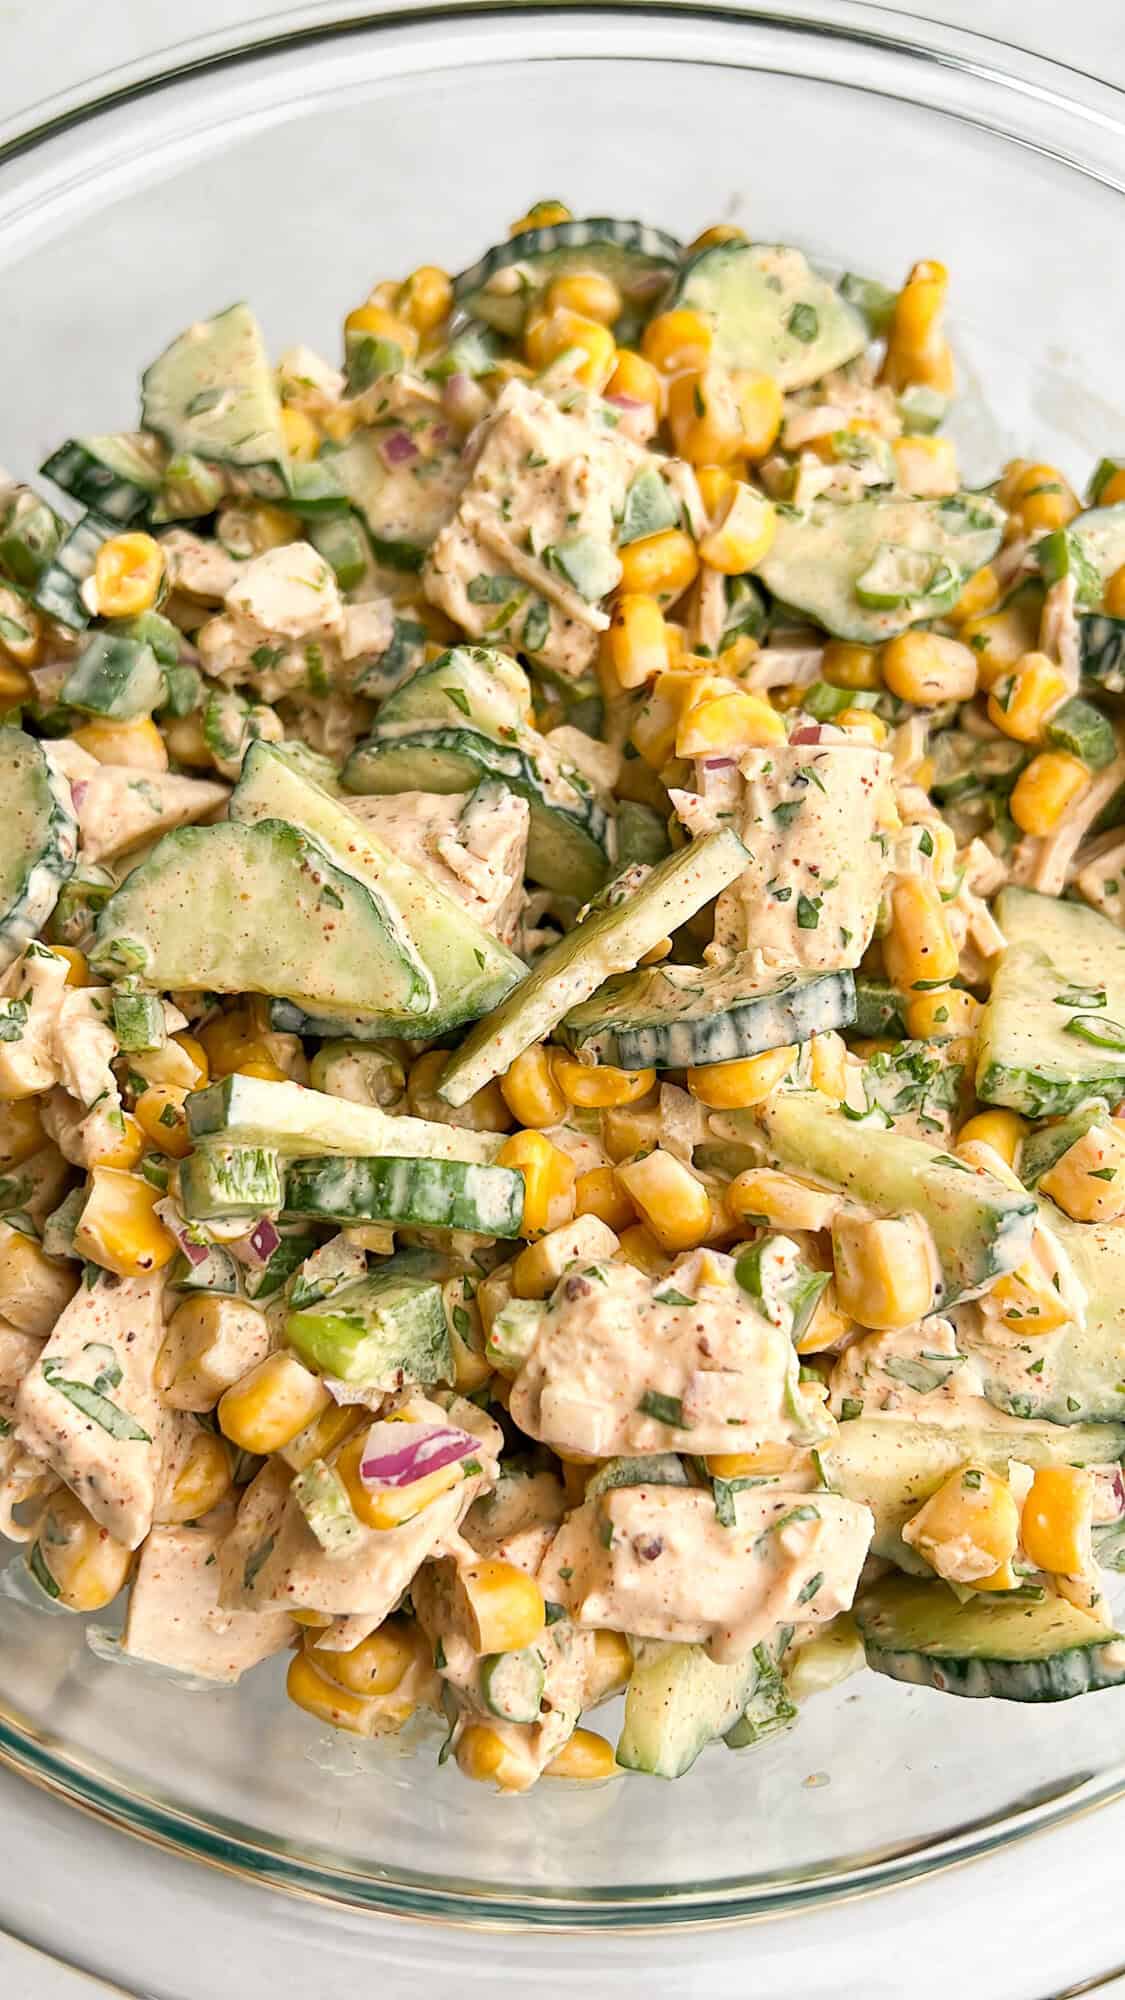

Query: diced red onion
[71,782,88,810]
[247,1218,281,1264]
[604,393,645,410]
[700,755,736,771]
[429,422,450,448]
[155,1201,210,1265]
[359,1421,477,1490]
[790,723,824,745]
[379,428,419,467]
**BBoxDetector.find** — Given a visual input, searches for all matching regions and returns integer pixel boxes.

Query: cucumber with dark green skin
[759,1091,1036,1307]
[32,511,118,630]
[343,724,612,903]
[454,216,681,338]
[616,1640,764,1778]
[168,1242,240,1295]
[1044,696,1117,770]
[856,1575,1125,1701]
[560,964,855,1070]
[615,801,671,869]
[1080,614,1125,693]
[141,303,291,501]
[0,492,63,587]
[0,732,79,971]
[375,645,531,739]
[285,1262,452,1388]
[1068,500,1125,596]
[976,887,1125,1117]
[179,1143,284,1221]
[244,1229,319,1303]
[1018,1105,1105,1188]
[283,1155,525,1237]
[672,241,868,391]
[480,1648,546,1724]
[584,1455,689,1498]
[852,976,909,1038]
[307,512,369,592]
[41,436,162,525]
[60,634,166,720]
[325,429,465,570]
[111,987,165,1052]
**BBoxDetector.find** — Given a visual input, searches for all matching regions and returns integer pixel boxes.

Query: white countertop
[2,3,1124,1993]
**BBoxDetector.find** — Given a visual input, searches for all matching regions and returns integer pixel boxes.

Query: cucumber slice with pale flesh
[616,1640,768,1778]
[560,963,854,1069]
[969,1198,1125,1425]
[0,731,78,971]
[61,633,166,720]
[375,645,531,738]
[480,1648,546,1723]
[186,1073,504,1166]
[856,1574,1125,1702]
[437,829,748,1105]
[976,888,1125,1117]
[33,511,118,630]
[454,217,681,337]
[40,435,161,524]
[672,241,868,391]
[282,1155,525,1237]
[179,1143,284,1221]
[285,1262,451,1388]
[141,303,291,500]
[326,428,465,569]
[1080,614,1125,693]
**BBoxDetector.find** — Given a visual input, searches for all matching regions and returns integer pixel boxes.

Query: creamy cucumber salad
[4,202,1125,1789]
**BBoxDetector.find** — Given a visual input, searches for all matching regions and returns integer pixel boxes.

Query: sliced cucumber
[438,829,747,1105]
[40,435,162,525]
[32,511,118,630]
[852,976,909,1038]
[343,724,611,902]
[91,819,437,1025]
[560,963,854,1069]
[141,303,290,500]
[1069,501,1125,597]
[0,490,63,589]
[1043,695,1117,770]
[976,887,1125,1117]
[291,1458,361,1557]
[584,1454,689,1498]
[672,241,868,391]
[111,986,165,1052]
[757,493,1004,644]
[307,511,369,592]
[724,1639,797,1749]
[619,466,681,547]
[282,1156,525,1237]
[60,633,166,721]
[837,271,899,338]
[285,1261,451,1388]
[759,1091,1035,1307]
[185,1072,504,1166]
[178,1142,284,1221]
[454,216,681,338]
[480,1647,546,1724]
[856,1574,1125,1702]
[376,645,531,738]
[167,1241,240,1296]
[353,615,428,701]
[615,801,671,870]
[1018,1106,1105,1189]
[1080,614,1125,693]
[616,1640,763,1778]
[230,741,524,1033]
[326,428,465,569]
[0,731,78,971]
[151,453,226,523]
[971,1199,1125,1425]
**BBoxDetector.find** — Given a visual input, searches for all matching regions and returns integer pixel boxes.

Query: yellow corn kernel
[667,366,745,466]
[218,1351,330,1455]
[616,1223,669,1276]
[0,1223,78,1333]
[584,1626,634,1702]
[497,1129,576,1234]
[1105,564,1125,618]
[525,308,616,390]
[903,1465,1020,1591]
[617,528,700,603]
[880,259,954,394]
[694,464,735,522]
[835,707,889,744]
[286,1650,386,1736]
[447,1301,492,1397]
[280,405,320,463]
[1041,1123,1125,1223]
[904,986,981,1040]
[686,1044,796,1111]
[882,631,978,707]
[158,1293,271,1412]
[990,1260,1073,1335]
[171,1032,208,1085]
[0,659,32,699]
[821,640,882,692]
[607,591,670,690]
[292,1610,332,1629]
[543,1727,619,1782]
[0,1096,44,1170]
[726,1168,838,1233]
[71,715,168,771]
[615,1148,712,1253]
[1007,461,1080,533]
[628,668,697,766]
[642,308,713,377]
[605,347,664,415]
[0,588,41,670]
[133,1083,191,1159]
[698,482,776,576]
[336,1428,470,1530]
[832,1211,936,1329]
[164,1429,234,1523]
[676,683,784,758]
[48,945,90,987]
[313,1616,422,1695]
[73,1167,176,1278]
[1010,751,1089,837]
[86,1110,145,1172]
[279,1399,365,1473]
[732,371,784,461]
[475,1262,514,1341]
[545,269,622,326]
[455,1722,525,1787]
[498,1045,567,1129]
[795,1280,853,1357]
[574,1165,636,1233]
[1021,1465,1093,1576]
[343,302,419,356]
[510,199,572,234]
[161,712,213,768]
[33,1490,133,1613]
[93,532,164,618]
[950,564,1001,624]
[883,876,959,991]
[986,653,1069,743]
[955,1109,1026,1168]
[460,1558,546,1653]
[687,223,748,253]
[551,1052,655,1110]
[809,1029,848,1101]
[892,434,959,498]
[405,1047,509,1132]
[396,264,453,333]
[197,1007,253,1077]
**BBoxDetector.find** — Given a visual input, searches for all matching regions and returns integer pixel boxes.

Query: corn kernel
[904,987,981,1040]
[574,1166,636,1233]
[892,434,959,498]
[1007,461,1080,533]
[880,259,954,394]
[1009,752,1089,836]
[459,1558,546,1653]
[86,1110,145,1172]
[628,668,699,766]
[73,1166,176,1278]
[71,715,168,770]
[883,876,959,991]
[343,302,418,356]
[0,1097,44,1171]
[158,1293,272,1412]
[822,640,882,692]
[543,1727,619,1782]
[32,1489,133,1612]
[607,592,670,690]
[545,269,622,325]
[164,1429,234,1523]
[605,347,664,415]
[0,1223,77,1334]
[695,465,736,521]
[397,264,454,332]
[0,660,32,699]
[617,529,700,603]
[616,1223,669,1275]
[687,1044,796,1110]
[667,366,745,466]
[955,1109,1026,1168]
[698,483,776,576]
[280,405,320,463]
[1106,564,1125,618]
[991,1261,1073,1335]
[47,945,90,987]
[587,1627,634,1700]
[455,1721,525,1787]
[509,199,571,234]
[134,1083,191,1159]
[1021,1465,1093,1575]
[218,1351,330,1455]
[93,533,164,619]
[687,223,748,253]
[615,1148,712,1252]
[903,1465,1020,1591]
[642,309,713,376]
[986,653,1069,743]
[950,564,1001,624]
[732,371,784,461]
[809,1030,848,1101]
[882,631,978,707]
[279,1399,365,1473]
[1040,1123,1125,1223]
[497,1129,576,1234]
[525,308,616,390]
[313,1616,422,1695]
[551,1052,655,1109]
[726,1168,838,1233]
[286,1650,389,1736]
[832,1211,936,1329]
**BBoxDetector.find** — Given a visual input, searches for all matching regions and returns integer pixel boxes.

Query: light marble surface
[1,3,1125,1994]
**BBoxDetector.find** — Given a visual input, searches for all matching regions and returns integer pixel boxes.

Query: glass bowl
[2,0,1125,1929]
